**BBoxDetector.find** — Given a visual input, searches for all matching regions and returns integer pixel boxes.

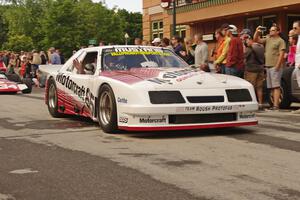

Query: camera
[258,26,267,32]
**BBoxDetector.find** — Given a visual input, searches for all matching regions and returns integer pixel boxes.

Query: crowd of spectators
[0,47,65,87]
[133,21,300,113]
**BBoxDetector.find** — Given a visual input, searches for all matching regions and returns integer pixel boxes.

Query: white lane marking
[9,168,39,174]
[0,193,16,200]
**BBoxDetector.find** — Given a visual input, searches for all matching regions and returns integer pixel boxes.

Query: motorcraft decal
[139,116,167,124]
[239,112,255,119]
[56,73,96,116]
[56,73,86,100]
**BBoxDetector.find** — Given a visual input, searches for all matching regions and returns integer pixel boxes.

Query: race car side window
[80,52,98,75]
[66,51,88,74]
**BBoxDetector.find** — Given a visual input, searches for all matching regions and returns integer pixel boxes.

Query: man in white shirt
[194,33,208,71]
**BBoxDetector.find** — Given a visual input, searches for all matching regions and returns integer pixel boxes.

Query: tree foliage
[0,0,142,57]
[3,34,34,52]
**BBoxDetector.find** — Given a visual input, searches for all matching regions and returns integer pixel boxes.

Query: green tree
[117,9,142,44]
[42,0,81,57]
[3,34,34,52]
[0,6,9,49]
[0,0,142,55]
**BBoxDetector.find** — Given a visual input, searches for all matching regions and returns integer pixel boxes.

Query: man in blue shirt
[49,47,61,64]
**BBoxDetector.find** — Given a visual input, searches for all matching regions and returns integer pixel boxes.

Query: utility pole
[172,0,176,36]
[161,0,176,36]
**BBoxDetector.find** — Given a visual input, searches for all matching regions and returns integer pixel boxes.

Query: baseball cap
[152,38,161,43]
[240,29,252,36]
[228,25,238,35]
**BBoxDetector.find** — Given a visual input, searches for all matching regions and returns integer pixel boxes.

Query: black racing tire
[47,78,63,118]
[21,78,32,94]
[97,84,118,133]
[268,80,291,109]
[278,80,292,109]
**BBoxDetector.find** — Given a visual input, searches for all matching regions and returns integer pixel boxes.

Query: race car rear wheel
[47,78,63,118]
[21,78,32,94]
[97,85,118,133]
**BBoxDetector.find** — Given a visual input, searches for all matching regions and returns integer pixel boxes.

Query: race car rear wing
[39,64,63,76]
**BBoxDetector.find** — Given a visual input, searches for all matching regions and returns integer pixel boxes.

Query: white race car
[41,46,258,133]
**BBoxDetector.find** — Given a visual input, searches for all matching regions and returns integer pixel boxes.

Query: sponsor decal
[139,116,167,124]
[184,105,233,112]
[147,68,199,84]
[117,97,128,104]
[56,73,86,100]
[119,117,128,123]
[239,112,255,119]
[176,73,198,82]
[56,73,96,116]
[109,47,171,57]
[162,68,198,79]
[148,78,173,85]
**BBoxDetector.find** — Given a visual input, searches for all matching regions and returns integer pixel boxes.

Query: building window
[262,15,277,34]
[246,15,277,35]
[246,17,260,35]
[287,14,300,31]
[151,20,163,40]
[175,25,186,38]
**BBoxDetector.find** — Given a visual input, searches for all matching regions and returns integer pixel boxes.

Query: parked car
[268,66,300,108]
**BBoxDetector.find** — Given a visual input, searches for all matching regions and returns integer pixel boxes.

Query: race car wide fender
[97,84,118,133]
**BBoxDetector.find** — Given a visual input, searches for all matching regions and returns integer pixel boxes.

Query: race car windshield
[102,47,188,71]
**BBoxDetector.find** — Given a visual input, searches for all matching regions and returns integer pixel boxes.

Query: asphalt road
[0,88,300,200]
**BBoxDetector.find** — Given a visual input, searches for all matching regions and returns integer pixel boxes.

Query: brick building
[143,0,300,49]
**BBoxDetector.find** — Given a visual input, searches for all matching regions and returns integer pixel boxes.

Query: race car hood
[100,67,247,89]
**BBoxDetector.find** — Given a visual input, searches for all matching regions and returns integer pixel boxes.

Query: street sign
[88,39,97,45]
[161,0,171,8]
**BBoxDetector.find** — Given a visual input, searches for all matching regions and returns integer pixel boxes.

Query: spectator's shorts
[244,71,264,89]
[265,67,283,89]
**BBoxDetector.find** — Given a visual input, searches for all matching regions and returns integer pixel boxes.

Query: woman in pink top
[287,30,298,67]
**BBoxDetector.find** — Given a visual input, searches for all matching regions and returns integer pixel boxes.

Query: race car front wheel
[47,78,63,118]
[97,85,118,133]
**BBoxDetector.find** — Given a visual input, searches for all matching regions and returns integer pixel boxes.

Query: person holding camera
[244,36,265,110]
[254,25,286,111]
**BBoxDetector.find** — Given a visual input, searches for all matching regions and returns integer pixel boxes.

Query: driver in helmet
[73,57,96,74]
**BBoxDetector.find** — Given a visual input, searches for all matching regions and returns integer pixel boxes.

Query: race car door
[63,50,97,117]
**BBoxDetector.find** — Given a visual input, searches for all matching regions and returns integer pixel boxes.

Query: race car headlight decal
[226,89,252,102]
[149,91,185,104]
